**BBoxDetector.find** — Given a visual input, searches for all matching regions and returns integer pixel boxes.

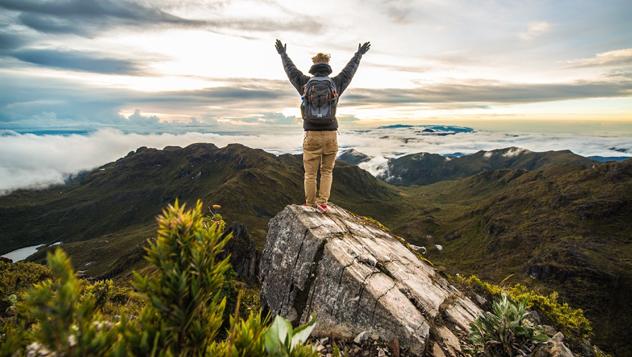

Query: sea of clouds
[1,126,631,194]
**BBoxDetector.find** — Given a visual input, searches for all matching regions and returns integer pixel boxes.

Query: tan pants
[303,130,338,205]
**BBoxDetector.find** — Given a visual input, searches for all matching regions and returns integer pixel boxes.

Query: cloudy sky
[1,0,631,132]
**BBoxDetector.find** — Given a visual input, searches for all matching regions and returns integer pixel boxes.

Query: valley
[0,143,630,355]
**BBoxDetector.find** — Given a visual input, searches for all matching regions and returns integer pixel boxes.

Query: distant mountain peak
[338,148,372,165]
[376,124,474,135]
[381,147,592,185]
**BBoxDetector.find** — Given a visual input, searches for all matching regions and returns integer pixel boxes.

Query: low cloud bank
[0,127,630,194]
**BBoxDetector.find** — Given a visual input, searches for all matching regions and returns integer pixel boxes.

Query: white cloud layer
[1,127,630,194]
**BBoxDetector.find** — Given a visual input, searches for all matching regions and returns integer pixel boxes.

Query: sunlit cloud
[519,21,551,41]
[566,48,632,68]
[0,0,631,130]
[2,71,630,131]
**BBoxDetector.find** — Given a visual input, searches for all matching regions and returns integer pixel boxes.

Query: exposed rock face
[338,149,371,166]
[532,333,574,357]
[222,223,259,282]
[259,204,482,356]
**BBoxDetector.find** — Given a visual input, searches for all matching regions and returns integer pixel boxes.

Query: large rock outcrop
[259,204,482,356]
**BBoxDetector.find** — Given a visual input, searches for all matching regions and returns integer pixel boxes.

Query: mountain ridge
[377,147,596,185]
[1,143,631,354]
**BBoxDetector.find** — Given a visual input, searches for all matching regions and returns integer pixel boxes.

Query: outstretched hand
[357,41,371,55]
[275,39,287,55]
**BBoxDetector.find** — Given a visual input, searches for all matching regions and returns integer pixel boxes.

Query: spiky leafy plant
[458,274,592,342]
[122,200,233,355]
[17,249,118,356]
[468,294,548,357]
[121,199,318,356]
[1,199,319,356]
[264,315,317,357]
[206,291,268,357]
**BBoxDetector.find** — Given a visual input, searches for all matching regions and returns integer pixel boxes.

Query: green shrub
[0,259,51,318]
[458,275,592,341]
[468,294,548,356]
[8,249,119,356]
[1,199,318,356]
[122,200,233,355]
[0,259,52,294]
[206,291,269,357]
[505,284,591,340]
[264,315,317,357]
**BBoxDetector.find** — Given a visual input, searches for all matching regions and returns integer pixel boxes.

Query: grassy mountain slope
[1,143,630,353]
[387,160,632,355]
[382,147,594,185]
[0,143,401,278]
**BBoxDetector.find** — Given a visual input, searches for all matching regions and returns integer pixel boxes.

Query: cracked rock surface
[259,204,482,356]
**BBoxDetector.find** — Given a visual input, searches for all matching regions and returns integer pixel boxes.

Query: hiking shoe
[317,203,330,213]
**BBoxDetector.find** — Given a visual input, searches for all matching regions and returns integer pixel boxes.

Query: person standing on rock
[275,39,371,213]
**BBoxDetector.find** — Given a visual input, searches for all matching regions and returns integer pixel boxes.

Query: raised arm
[333,42,371,95]
[275,39,309,95]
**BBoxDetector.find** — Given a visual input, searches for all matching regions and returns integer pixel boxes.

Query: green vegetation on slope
[387,161,632,356]
[0,143,400,278]
[0,200,318,356]
[457,275,591,347]
[0,144,630,354]
[467,294,548,356]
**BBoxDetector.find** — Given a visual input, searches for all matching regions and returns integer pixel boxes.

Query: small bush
[207,294,268,357]
[1,200,318,356]
[458,274,592,341]
[10,249,119,356]
[468,294,548,356]
[0,259,52,318]
[0,259,52,295]
[122,200,233,355]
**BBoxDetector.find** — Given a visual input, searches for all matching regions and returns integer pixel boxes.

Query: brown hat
[311,52,330,64]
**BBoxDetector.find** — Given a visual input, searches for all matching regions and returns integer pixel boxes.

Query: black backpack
[301,76,338,124]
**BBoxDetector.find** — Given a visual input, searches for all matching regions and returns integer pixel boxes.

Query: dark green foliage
[1,199,318,356]
[208,309,268,356]
[4,249,119,356]
[468,294,548,356]
[0,258,52,345]
[121,200,317,356]
[236,283,262,316]
[0,259,52,298]
[459,275,592,343]
[124,200,232,356]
